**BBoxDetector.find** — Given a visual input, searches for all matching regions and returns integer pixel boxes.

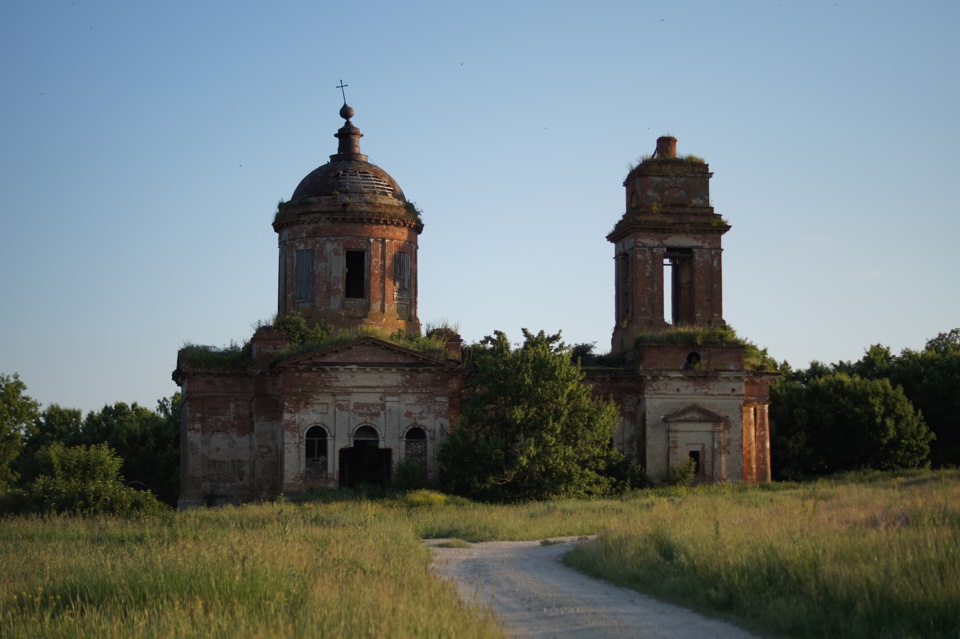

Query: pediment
[278,337,451,369]
[662,403,727,424]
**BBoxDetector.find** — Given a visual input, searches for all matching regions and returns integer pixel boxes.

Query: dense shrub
[771,373,933,479]
[6,443,169,516]
[666,457,698,487]
[394,459,427,490]
[438,330,638,501]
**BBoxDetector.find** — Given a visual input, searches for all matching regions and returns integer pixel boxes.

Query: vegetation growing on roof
[569,327,776,372]
[273,312,331,346]
[711,214,731,227]
[272,312,452,361]
[742,342,779,372]
[180,313,458,370]
[404,201,424,223]
[632,324,778,372]
[626,153,707,175]
[570,343,627,368]
[180,341,252,369]
[633,324,742,347]
[272,199,286,224]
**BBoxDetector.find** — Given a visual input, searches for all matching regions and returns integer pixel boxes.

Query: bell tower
[607,136,730,354]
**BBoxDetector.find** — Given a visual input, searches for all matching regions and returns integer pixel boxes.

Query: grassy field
[1,472,957,638]
[0,498,507,639]
[567,471,960,639]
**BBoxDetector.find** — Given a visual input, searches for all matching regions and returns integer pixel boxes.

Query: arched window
[305,426,329,481]
[353,425,380,443]
[404,427,428,476]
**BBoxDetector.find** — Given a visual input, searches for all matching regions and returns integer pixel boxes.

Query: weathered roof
[291,160,406,202]
[290,104,406,203]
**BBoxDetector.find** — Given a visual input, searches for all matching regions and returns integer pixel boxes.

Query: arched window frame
[304,425,330,481]
[352,424,381,444]
[402,426,428,477]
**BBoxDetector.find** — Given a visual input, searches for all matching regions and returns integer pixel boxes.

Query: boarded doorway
[339,425,391,488]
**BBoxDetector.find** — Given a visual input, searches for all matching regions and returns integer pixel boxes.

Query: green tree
[887,331,960,467]
[437,330,631,501]
[13,403,84,484]
[30,442,168,515]
[0,373,40,489]
[835,331,960,467]
[80,396,180,505]
[771,372,933,478]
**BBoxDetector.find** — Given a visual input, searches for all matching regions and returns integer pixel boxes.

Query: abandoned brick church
[173,104,773,508]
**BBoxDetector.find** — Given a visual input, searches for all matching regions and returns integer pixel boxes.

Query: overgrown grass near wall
[399,489,638,541]
[2,474,957,638]
[565,471,960,639]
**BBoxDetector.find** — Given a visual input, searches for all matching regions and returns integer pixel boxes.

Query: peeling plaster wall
[276,366,458,493]
[177,373,255,508]
[179,350,768,506]
[585,344,771,486]
[642,375,746,483]
[175,325,464,506]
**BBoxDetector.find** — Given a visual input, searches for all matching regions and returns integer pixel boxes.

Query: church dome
[291,160,406,202]
[289,104,406,203]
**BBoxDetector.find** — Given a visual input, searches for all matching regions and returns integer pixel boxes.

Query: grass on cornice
[180,342,253,369]
[626,153,707,175]
[276,325,450,362]
[633,325,778,372]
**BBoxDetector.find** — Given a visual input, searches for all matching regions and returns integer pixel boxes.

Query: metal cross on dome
[336,80,348,104]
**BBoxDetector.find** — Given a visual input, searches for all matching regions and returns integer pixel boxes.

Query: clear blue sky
[2,1,957,414]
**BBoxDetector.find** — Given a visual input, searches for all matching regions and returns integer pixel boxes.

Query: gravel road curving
[427,537,762,639]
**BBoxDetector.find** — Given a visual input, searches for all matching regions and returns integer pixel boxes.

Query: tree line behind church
[0,327,957,513]
[0,380,178,515]
[769,328,960,479]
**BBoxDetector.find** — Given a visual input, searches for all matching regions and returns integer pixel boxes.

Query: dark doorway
[339,426,391,488]
[688,449,704,483]
[688,450,701,474]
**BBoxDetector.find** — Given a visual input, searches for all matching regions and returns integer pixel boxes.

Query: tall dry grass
[0,499,504,638]
[565,471,960,639]
[3,474,957,638]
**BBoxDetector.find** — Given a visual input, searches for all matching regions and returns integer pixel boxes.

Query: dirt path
[427,537,762,639]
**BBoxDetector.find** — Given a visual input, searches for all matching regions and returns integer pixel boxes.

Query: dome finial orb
[336,79,353,121]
